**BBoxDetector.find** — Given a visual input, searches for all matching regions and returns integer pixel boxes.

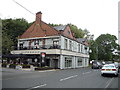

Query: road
[1,67,119,89]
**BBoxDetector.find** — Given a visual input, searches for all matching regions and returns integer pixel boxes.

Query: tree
[95,34,118,61]
[2,31,13,54]
[2,18,31,54]
[69,24,85,38]
[113,45,120,61]
[89,40,97,60]
[2,18,30,46]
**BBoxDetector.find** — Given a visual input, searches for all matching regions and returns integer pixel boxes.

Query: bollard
[7,64,10,68]
[16,65,22,70]
[30,65,35,71]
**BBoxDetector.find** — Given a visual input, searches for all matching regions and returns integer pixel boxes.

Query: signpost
[41,52,46,65]
[41,53,45,58]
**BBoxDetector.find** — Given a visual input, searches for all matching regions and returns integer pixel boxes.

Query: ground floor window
[77,57,82,66]
[84,58,88,66]
[65,56,72,68]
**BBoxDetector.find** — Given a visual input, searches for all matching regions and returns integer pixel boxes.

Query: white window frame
[64,39,68,49]
[77,57,82,66]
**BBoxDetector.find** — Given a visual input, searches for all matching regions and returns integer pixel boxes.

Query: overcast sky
[0,0,119,40]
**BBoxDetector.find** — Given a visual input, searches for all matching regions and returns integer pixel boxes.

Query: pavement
[1,67,119,89]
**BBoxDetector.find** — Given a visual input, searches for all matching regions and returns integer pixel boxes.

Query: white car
[101,64,119,76]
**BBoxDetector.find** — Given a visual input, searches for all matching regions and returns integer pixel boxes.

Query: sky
[0,0,120,40]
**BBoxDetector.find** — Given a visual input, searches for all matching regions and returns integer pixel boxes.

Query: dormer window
[68,31,70,35]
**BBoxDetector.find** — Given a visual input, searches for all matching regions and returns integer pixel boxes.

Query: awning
[2,54,37,59]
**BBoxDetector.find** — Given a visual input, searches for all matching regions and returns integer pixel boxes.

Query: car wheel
[101,74,104,76]
[115,73,118,77]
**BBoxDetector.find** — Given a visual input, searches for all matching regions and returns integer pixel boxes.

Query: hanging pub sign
[41,52,46,58]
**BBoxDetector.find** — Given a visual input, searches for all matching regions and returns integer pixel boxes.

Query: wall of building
[60,36,89,54]
[59,55,89,69]
[15,35,89,69]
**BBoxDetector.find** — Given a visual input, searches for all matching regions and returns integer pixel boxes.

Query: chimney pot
[36,11,42,24]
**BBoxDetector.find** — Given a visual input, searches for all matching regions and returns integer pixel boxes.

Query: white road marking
[60,75,78,81]
[26,84,47,90]
[32,84,47,88]
[38,69,56,72]
[3,77,19,80]
[82,71,91,74]
[105,77,114,88]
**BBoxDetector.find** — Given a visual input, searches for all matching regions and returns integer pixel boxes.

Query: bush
[9,64,17,68]
[2,63,7,67]
[21,64,30,68]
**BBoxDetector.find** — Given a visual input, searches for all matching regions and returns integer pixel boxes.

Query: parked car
[114,62,118,68]
[102,61,106,65]
[118,63,120,69]
[101,64,119,77]
[113,62,120,72]
[91,61,103,69]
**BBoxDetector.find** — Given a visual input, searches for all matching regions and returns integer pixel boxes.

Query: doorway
[53,59,58,69]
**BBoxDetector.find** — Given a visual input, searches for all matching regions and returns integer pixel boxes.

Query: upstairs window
[81,44,83,53]
[34,40,39,45]
[64,39,68,49]
[69,40,72,50]
[34,40,39,49]
[78,44,80,52]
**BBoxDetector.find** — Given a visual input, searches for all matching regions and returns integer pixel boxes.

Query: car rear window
[104,65,115,68]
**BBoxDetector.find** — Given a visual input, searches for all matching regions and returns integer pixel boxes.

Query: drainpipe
[60,35,63,69]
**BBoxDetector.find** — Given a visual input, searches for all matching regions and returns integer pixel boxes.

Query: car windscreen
[103,65,115,69]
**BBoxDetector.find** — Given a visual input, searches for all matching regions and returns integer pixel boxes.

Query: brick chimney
[36,11,42,24]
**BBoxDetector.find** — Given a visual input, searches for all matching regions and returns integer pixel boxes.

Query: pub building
[10,11,89,69]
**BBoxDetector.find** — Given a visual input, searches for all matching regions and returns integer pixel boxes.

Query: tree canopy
[69,24,85,38]
[2,18,30,46]
[2,18,31,54]
[89,34,119,61]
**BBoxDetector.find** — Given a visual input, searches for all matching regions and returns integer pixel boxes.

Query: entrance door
[54,59,58,69]
[46,59,50,67]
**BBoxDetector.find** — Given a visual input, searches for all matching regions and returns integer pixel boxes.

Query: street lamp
[89,49,92,53]
[89,49,93,64]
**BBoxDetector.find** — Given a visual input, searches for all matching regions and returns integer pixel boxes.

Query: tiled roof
[19,12,59,39]
[77,38,89,45]
[54,25,66,31]
[77,38,86,43]
[19,21,59,39]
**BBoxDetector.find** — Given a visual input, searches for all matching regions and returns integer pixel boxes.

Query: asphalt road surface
[1,67,119,89]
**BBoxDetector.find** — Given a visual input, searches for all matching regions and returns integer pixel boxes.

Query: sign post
[41,52,46,66]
